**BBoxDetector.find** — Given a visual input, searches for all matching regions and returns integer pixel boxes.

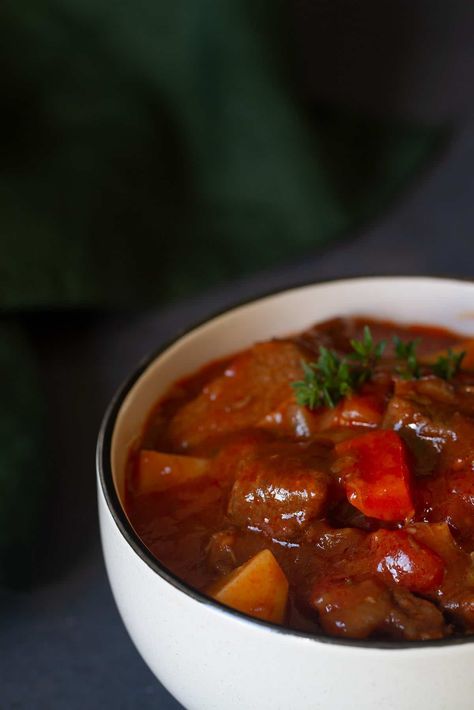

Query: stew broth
[126,317,474,641]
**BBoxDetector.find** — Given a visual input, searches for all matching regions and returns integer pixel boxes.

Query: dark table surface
[2,122,473,709]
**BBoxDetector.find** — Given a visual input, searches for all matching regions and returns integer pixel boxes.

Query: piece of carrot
[335,430,414,522]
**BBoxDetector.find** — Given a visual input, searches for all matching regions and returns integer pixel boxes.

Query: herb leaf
[293,325,466,410]
[432,349,465,381]
[393,336,421,379]
[317,348,354,406]
[350,326,386,382]
[292,326,385,409]
[292,349,354,410]
[292,361,321,409]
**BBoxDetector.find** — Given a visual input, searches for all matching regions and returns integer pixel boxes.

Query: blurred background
[1,1,473,707]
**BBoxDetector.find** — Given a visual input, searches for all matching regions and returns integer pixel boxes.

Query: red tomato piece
[335,430,415,521]
[369,529,445,593]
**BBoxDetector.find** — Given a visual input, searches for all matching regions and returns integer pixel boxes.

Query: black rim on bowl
[96,277,474,650]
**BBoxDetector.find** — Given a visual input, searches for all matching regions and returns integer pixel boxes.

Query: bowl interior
[110,276,474,510]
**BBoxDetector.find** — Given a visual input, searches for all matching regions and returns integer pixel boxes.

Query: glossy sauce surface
[126,318,474,640]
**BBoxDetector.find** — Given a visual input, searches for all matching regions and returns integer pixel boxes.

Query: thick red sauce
[126,317,474,641]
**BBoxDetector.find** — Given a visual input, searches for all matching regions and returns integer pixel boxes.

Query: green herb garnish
[293,349,353,409]
[293,361,323,410]
[432,349,465,381]
[393,336,421,379]
[349,325,386,383]
[293,325,466,409]
[292,326,385,409]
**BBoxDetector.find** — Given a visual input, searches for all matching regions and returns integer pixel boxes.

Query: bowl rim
[97,275,474,651]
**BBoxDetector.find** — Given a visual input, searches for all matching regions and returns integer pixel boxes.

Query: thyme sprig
[292,326,466,410]
[292,327,385,409]
[393,336,421,380]
[349,325,386,384]
[432,348,466,381]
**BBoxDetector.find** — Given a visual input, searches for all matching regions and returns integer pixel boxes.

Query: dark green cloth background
[0,0,443,584]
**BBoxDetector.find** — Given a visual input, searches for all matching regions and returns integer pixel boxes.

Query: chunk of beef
[444,468,474,539]
[257,398,321,439]
[410,522,474,630]
[306,527,445,596]
[311,578,391,638]
[168,341,305,451]
[304,523,366,558]
[257,392,384,441]
[383,378,456,469]
[443,592,474,630]
[385,378,474,534]
[417,466,474,540]
[383,377,474,476]
[368,529,445,594]
[206,529,237,575]
[387,587,448,640]
[310,577,447,640]
[292,317,357,358]
[227,443,330,541]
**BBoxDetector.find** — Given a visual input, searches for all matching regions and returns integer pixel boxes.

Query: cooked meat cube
[168,341,306,450]
[444,592,474,630]
[388,380,474,533]
[206,529,237,575]
[261,393,384,439]
[386,587,448,641]
[383,377,474,475]
[439,412,474,472]
[409,523,474,630]
[310,577,447,640]
[368,529,445,594]
[227,444,329,541]
[383,379,456,461]
[259,393,382,440]
[210,430,273,483]
[418,466,474,540]
[311,578,392,638]
[257,397,321,439]
[444,467,474,539]
[304,523,366,558]
[292,317,357,357]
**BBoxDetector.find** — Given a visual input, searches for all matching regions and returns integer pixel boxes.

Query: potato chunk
[207,549,289,624]
[136,450,210,494]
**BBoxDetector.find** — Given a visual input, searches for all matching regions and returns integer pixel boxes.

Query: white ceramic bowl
[97,276,474,710]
